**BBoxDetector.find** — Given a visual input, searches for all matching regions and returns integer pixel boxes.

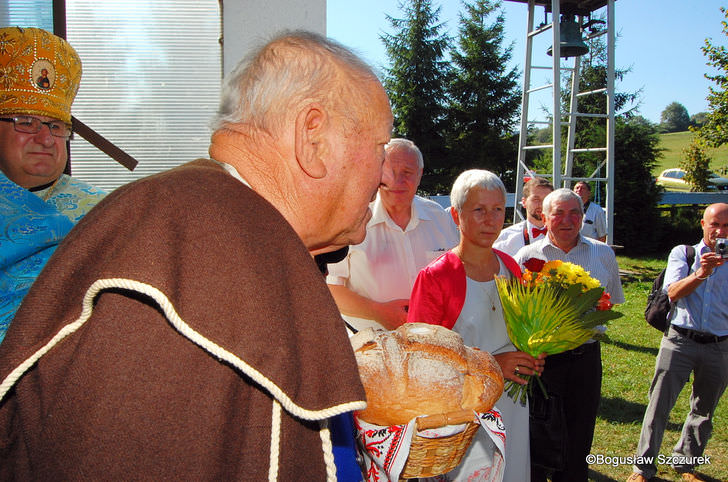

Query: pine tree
[381,0,452,193]
[445,0,521,189]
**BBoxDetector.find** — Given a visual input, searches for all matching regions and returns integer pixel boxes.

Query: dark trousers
[530,341,601,482]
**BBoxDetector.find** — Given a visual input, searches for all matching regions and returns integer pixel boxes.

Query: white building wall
[221,0,326,76]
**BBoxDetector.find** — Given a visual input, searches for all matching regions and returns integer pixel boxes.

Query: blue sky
[327,0,726,124]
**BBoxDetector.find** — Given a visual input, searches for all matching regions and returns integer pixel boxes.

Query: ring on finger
[515,366,520,375]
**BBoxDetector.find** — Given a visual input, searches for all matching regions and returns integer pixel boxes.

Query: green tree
[680,137,712,192]
[613,116,664,254]
[699,7,728,147]
[660,101,691,133]
[691,112,708,128]
[444,0,521,189]
[560,61,637,181]
[382,0,451,193]
[559,34,662,254]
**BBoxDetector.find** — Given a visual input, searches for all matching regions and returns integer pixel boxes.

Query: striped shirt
[513,234,625,304]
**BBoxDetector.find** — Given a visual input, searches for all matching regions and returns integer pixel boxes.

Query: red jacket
[407,250,522,329]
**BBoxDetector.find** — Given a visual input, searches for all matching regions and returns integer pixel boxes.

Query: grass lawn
[588,255,728,481]
[656,131,728,176]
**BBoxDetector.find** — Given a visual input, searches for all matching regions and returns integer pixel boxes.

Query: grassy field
[588,255,727,482]
[656,131,728,176]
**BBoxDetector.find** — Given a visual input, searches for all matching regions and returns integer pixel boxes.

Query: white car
[656,168,728,191]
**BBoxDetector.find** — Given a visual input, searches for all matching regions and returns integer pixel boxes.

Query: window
[0,0,53,31]
[64,0,222,191]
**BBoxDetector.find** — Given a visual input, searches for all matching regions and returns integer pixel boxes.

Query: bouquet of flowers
[495,258,622,405]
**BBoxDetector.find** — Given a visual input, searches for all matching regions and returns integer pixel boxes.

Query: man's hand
[328,284,408,330]
[374,299,409,330]
[697,251,725,278]
[668,251,725,301]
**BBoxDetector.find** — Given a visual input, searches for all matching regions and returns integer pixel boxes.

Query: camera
[716,238,728,259]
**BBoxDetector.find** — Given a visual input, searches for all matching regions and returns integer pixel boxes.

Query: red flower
[596,291,612,311]
[523,257,546,273]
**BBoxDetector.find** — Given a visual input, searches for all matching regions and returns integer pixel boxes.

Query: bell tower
[505,0,616,245]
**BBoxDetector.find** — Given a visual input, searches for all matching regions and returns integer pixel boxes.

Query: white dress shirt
[493,220,547,256]
[327,194,459,331]
[581,202,607,240]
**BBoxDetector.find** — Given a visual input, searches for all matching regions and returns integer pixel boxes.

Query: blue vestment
[0,172,105,343]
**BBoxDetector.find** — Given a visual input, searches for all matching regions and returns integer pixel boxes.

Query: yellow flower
[496,260,623,405]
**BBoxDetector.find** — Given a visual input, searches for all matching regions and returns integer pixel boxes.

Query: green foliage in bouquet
[495,259,623,405]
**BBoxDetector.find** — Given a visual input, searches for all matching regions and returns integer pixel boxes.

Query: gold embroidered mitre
[0,26,82,124]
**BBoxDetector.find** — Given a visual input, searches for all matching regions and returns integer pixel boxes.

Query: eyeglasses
[0,116,73,139]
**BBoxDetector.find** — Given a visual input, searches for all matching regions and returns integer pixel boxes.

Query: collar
[29,179,58,192]
[697,239,712,255]
[525,220,545,231]
[541,232,588,252]
[368,193,433,231]
[213,159,251,188]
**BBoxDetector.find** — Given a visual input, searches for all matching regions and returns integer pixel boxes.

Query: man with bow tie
[493,176,553,255]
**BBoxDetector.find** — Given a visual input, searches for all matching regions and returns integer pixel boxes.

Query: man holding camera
[628,203,728,482]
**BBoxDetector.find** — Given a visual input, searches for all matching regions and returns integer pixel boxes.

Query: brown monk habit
[0,159,365,480]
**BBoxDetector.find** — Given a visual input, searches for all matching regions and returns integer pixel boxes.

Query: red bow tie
[532,227,547,237]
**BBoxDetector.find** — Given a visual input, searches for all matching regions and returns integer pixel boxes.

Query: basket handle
[415,409,475,430]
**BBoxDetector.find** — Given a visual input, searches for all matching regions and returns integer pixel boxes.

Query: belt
[672,325,728,344]
[549,340,599,359]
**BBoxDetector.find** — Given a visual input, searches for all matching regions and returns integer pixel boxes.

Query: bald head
[213,30,381,135]
[701,203,728,249]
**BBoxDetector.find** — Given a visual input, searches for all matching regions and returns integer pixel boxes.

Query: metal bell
[547,15,589,58]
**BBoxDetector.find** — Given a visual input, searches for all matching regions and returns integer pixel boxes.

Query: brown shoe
[626,473,648,482]
[680,473,704,482]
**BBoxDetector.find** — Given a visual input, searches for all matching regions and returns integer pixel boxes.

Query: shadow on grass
[587,470,690,481]
[602,338,660,357]
[598,397,685,432]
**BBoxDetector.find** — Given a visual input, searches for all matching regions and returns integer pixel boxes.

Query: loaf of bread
[351,323,504,427]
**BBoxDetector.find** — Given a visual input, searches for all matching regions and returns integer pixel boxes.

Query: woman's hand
[494,351,546,385]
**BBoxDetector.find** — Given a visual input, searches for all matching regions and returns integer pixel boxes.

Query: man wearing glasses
[0,27,105,343]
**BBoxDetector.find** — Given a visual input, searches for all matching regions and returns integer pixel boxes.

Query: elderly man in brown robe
[0,31,393,480]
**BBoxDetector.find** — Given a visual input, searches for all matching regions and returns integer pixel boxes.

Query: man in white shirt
[326,139,459,331]
[514,188,624,482]
[574,181,607,242]
[493,176,553,255]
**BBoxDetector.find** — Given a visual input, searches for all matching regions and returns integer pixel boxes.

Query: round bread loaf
[351,323,504,426]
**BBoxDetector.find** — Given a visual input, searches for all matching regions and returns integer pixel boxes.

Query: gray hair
[450,169,507,213]
[385,138,424,169]
[212,30,381,133]
[542,188,584,216]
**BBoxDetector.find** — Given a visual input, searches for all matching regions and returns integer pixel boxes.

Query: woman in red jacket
[408,169,544,482]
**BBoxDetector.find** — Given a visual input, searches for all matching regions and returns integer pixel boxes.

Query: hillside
[656,131,728,175]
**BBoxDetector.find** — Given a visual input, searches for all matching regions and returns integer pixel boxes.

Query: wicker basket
[399,409,479,480]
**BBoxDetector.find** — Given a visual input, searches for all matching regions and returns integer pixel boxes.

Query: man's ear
[294,103,328,179]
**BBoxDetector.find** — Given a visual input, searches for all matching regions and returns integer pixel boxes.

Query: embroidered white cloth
[355,409,506,482]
